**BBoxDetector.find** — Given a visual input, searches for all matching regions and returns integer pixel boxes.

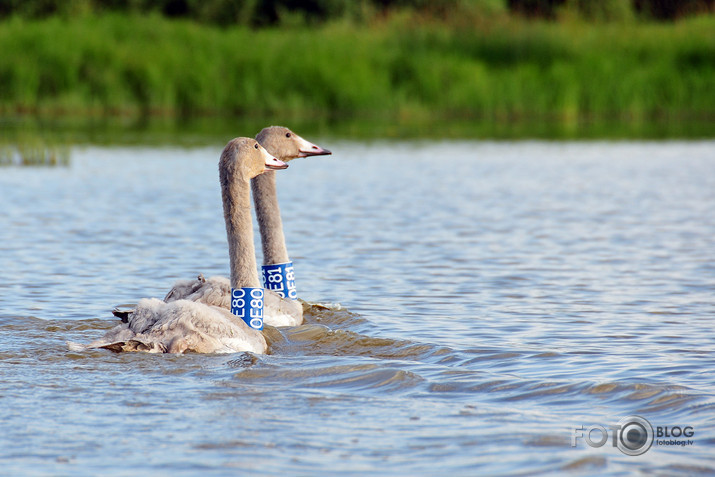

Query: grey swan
[70,138,288,354]
[160,126,331,327]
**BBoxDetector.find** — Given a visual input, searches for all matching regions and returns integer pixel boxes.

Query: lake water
[1,140,713,475]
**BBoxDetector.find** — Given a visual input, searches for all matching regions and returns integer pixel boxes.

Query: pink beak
[295,135,332,157]
[260,146,288,171]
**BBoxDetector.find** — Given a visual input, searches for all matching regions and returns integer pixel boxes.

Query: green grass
[0,12,713,123]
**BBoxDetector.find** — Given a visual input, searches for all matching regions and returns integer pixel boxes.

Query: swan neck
[252,170,290,265]
[221,168,261,289]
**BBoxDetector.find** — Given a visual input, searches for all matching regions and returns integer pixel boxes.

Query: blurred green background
[0,0,713,145]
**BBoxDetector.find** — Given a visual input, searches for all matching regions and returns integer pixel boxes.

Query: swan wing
[164,275,231,308]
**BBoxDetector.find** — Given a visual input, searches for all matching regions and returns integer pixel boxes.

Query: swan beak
[265,157,288,171]
[295,134,332,157]
[262,147,288,171]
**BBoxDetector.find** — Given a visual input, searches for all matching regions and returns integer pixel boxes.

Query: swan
[160,126,331,327]
[70,138,288,354]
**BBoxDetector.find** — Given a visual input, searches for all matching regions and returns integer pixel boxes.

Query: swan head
[256,126,332,162]
[220,137,288,182]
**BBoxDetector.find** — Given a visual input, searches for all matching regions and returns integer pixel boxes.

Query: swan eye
[285,133,291,138]
[254,144,258,149]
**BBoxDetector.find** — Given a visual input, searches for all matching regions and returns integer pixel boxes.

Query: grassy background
[0,11,713,126]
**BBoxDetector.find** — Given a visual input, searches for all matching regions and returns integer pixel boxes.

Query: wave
[3,305,714,419]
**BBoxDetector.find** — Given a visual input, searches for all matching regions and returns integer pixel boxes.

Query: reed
[0,13,713,120]
[0,141,70,166]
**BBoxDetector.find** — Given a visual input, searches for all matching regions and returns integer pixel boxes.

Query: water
[1,140,713,475]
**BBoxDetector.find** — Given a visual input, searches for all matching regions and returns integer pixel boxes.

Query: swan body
[71,138,287,354]
[164,274,303,327]
[162,126,331,327]
[76,298,266,354]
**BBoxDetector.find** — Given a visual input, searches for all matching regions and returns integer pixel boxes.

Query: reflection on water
[0,140,713,475]
[2,115,714,148]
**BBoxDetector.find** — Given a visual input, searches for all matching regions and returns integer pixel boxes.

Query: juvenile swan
[162,127,331,327]
[71,138,288,354]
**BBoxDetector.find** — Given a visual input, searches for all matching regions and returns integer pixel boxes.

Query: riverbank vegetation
[0,1,713,138]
